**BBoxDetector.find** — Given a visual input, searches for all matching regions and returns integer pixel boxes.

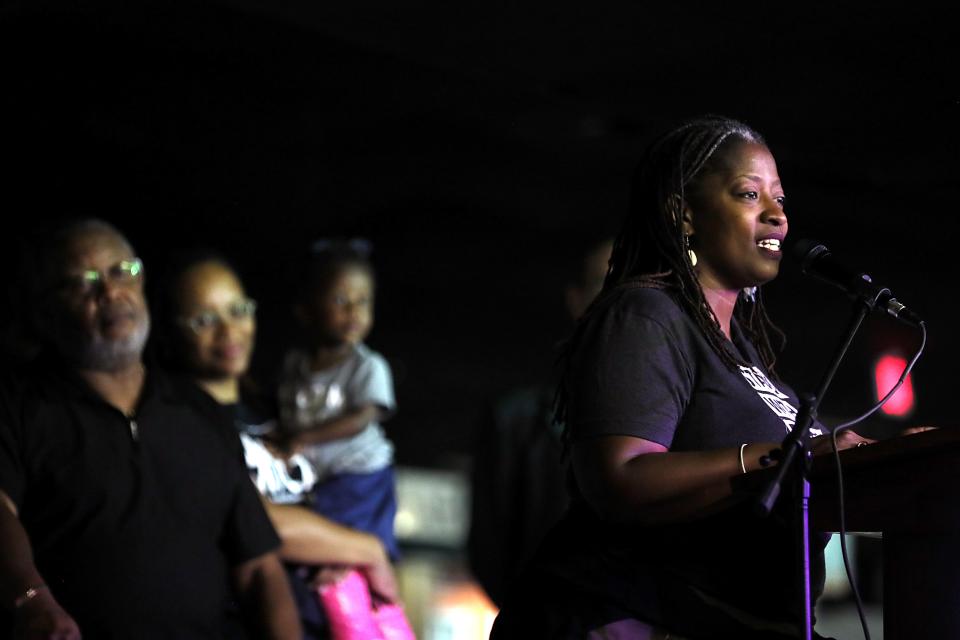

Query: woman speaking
[492,115,870,639]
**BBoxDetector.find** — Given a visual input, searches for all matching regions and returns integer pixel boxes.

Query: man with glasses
[0,220,300,639]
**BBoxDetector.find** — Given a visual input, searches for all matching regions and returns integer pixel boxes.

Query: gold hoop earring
[684,235,697,267]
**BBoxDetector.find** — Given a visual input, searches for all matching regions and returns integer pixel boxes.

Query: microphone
[791,239,924,327]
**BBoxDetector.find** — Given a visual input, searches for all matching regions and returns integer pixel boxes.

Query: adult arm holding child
[264,500,398,602]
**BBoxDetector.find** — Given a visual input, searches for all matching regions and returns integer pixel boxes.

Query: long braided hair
[555,115,786,427]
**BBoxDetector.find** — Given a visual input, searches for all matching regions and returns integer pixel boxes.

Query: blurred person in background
[0,220,299,639]
[275,240,400,562]
[155,251,401,639]
[468,235,613,608]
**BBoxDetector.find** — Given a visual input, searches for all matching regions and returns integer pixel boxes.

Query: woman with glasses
[153,251,399,639]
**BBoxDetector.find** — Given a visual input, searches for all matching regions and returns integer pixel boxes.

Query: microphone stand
[756,287,888,640]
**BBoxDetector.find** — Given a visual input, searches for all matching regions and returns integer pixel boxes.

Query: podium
[755,428,960,639]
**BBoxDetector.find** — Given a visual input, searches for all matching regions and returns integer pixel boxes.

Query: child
[277,239,399,560]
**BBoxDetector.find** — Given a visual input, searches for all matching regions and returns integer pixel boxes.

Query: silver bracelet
[739,443,748,474]
[13,584,48,609]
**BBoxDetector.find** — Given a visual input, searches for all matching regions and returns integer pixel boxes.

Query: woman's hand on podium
[810,429,875,456]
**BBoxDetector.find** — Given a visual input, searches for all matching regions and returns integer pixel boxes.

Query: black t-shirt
[567,286,824,449]
[535,287,827,635]
[212,395,329,640]
[0,364,280,639]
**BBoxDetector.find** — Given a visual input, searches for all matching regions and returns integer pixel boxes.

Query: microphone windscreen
[790,239,828,272]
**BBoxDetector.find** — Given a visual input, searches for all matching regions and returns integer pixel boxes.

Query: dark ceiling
[3,1,957,463]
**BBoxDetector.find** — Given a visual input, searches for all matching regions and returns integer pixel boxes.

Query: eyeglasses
[178,299,257,334]
[58,258,144,296]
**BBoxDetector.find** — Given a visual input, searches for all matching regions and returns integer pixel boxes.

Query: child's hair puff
[297,238,375,304]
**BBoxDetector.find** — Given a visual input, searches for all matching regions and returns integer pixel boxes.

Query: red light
[874,355,915,417]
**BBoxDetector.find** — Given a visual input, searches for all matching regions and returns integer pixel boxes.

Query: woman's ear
[668,193,696,237]
[679,198,695,237]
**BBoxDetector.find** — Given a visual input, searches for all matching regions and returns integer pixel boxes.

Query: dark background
[3,1,957,467]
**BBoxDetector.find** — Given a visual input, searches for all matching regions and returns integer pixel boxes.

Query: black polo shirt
[0,363,280,639]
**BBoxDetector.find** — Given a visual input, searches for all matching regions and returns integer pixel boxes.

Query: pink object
[373,603,416,640]
[317,570,381,639]
[317,570,416,640]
